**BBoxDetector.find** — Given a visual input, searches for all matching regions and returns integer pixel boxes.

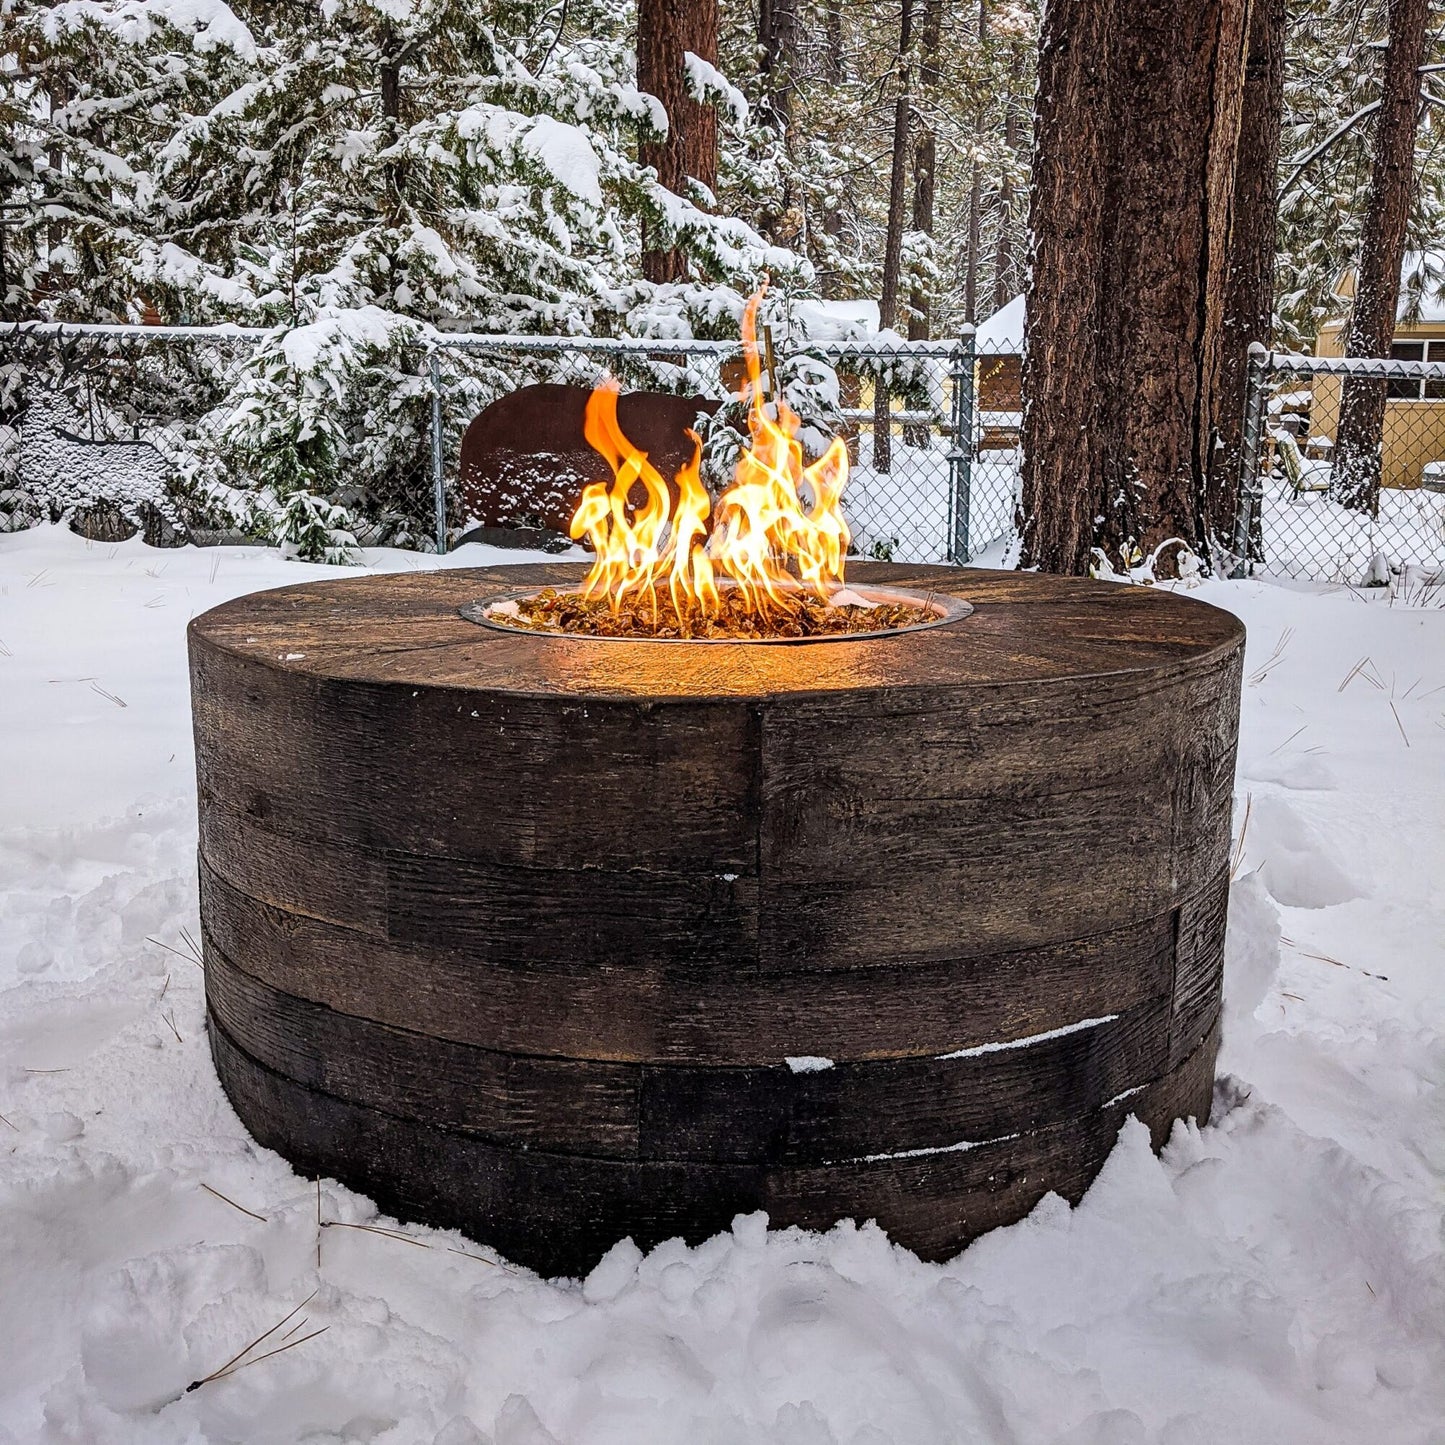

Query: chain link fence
[1238,346,1445,583]
[1,323,263,543]
[4,320,1020,565]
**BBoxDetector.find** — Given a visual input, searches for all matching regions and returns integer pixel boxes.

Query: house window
[1387,339,1445,400]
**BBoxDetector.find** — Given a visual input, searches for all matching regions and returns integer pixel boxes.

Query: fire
[569,289,851,632]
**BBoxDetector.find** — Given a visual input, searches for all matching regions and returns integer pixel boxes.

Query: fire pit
[190,561,1242,1277]
[190,290,1241,1273]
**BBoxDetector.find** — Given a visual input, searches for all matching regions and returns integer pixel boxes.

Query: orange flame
[568,288,851,630]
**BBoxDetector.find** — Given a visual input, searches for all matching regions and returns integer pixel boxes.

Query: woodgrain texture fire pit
[190,562,1243,1277]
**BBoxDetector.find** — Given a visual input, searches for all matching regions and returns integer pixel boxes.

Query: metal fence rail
[1238,344,1445,582]
[4,320,1024,566]
[428,329,1020,565]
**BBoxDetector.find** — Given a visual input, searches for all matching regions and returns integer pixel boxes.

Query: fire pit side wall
[190,564,1244,1277]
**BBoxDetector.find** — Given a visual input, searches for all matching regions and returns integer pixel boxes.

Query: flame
[568,288,851,632]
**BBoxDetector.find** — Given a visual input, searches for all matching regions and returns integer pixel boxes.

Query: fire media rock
[189,562,1244,1277]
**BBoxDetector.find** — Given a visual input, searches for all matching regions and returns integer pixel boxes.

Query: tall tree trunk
[874,0,914,473]
[47,78,67,262]
[638,0,720,283]
[963,2,988,325]
[820,205,845,298]
[758,0,797,131]
[379,29,406,217]
[991,40,1026,313]
[1019,0,1250,577]
[908,0,944,342]
[1330,0,1429,514]
[758,0,799,244]
[825,0,844,82]
[1208,0,1285,562]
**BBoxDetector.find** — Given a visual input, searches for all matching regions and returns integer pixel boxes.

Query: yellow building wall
[1311,320,1445,488]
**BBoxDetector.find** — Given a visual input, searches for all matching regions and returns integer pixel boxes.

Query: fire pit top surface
[191,562,1244,701]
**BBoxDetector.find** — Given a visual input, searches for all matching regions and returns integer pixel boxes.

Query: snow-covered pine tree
[1275,0,1445,348]
[3,0,817,548]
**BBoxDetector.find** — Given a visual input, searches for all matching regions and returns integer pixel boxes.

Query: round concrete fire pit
[190,563,1243,1277]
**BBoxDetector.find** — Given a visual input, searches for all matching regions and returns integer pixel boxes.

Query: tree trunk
[825,0,844,82]
[1019,0,1250,577]
[379,30,406,217]
[758,0,797,131]
[820,205,846,299]
[638,0,720,283]
[908,0,944,343]
[47,78,68,261]
[758,0,799,244]
[1330,0,1429,515]
[991,41,1026,313]
[874,0,914,473]
[963,2,988,326]
[1207,0,1285,562]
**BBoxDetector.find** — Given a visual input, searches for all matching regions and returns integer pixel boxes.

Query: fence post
[429,349,446,555]
[1232,343,1270,579]
[946,327,977,563]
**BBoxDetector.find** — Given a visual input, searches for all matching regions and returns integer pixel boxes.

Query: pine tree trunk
[1330,0,1429,515]
[379,30,406,217]
[874,0,914,474]
[963,2,988,325]
[758,0,799,244]
[1207,0,1285,561]
[758,0,797,131]
[908,0,944,344]
[1019,0,1249,577]
[638,0,720,283]
[991,41,1026,313]
[825,0,844,82]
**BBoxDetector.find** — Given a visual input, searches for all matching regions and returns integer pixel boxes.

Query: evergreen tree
[1275,0,1445,348]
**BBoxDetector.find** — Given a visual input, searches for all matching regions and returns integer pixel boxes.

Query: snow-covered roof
[1400,251,1445,322]
[792,299,879,343]
[1332,251,1445,323]
[976,293,1024,352]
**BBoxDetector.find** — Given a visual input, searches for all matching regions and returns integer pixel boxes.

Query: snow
[976,292,1025,353]
[451,104,607,213]
[682,52,749,129]
[44,0,257,58]
[275,306,423,375]
[3,526,1445,1442]
[1257,471,1445,582]
[844,434,1019,564]
[935,1015,1118,1061]
[785,1057,835,1074]
[13,390,170,517]
[517,117,604,211]
[792,298,880,343]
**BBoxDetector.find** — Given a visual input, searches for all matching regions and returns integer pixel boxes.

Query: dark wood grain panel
[635,996,1175,1163]
[757,653,1239,969]
[204,932,1177,1164]
[1170,868,1229,1068]
[192,640,762,871]
[199,809,758,969]
[199,855,1179,1063]
[205,940,641,1156]
[211,1016,1218,1277]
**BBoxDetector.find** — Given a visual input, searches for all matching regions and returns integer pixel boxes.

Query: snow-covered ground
[1259,474,1445,583]
[2,525,1443,1444]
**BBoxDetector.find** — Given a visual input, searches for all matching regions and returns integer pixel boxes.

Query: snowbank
[1,526,1443,1442]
